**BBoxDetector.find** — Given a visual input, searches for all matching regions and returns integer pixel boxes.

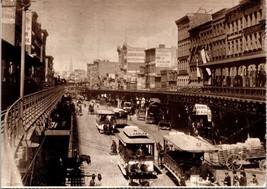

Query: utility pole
[19,0,31,157]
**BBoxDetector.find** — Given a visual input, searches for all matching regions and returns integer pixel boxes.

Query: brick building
[175,13,212,88]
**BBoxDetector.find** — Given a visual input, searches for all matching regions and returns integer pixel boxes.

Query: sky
[30,0,240,74]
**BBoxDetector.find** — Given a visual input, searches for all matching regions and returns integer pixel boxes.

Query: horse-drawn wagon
[208,138,266,171]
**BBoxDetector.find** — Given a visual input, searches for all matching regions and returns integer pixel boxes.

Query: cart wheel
[226,154,243,170]
[259,159,266,171]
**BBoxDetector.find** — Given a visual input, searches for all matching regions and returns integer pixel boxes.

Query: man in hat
[223,172,231,186]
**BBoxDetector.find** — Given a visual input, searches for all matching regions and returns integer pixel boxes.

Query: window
[240,38,243,53]
[249,35,253,50]
[258,32,262,49]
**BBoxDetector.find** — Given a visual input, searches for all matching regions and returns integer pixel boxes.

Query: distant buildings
[86,60,119,89]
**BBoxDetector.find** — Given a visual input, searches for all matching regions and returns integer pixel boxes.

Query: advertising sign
[25,11,32,45]
[156,48,171,67]
[2,0,16,24]
[193,104,212,122]
[2,0,16,44]
[127,47,145,63]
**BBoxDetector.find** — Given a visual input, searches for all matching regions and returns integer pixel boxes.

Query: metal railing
[199,86,266,101]
[163,153,183,179]
[1,86,66,186]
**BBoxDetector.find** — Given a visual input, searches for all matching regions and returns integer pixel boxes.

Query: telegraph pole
[19,0,31,151]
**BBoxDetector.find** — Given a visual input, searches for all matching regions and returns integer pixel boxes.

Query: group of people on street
[89,173,102,186]
[223,170,259,186]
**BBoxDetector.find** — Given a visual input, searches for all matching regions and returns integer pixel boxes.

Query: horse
[156,142,164,166]
[78,154,91,165]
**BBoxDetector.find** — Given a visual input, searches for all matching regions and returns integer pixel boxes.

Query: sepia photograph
[1,0,266,187]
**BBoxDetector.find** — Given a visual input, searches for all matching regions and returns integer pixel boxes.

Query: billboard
[127,47,145,63]
[156,48,171,67]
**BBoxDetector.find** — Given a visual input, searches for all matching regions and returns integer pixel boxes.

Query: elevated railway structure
[1,86,66,186]
[1,84,265,186]
[76,86,265,116]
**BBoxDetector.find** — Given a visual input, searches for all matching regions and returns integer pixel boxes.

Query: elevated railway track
[1,84,265,186]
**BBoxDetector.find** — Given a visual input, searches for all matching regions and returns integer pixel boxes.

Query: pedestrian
[95,174,102,186]
[223,172,231,186]
[239,171,247,186]
[110,140,117,154]
[249,174,259,186]
[199,162,212,181]
[232,170,239,186]
[89,174,96,186]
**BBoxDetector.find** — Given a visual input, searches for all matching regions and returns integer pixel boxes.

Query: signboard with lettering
[2,0,16,44]
[156,48,171,67]
[25,11,32,45]
[127,47,145,63]
[193,104,212,122]
[2,2,16,24]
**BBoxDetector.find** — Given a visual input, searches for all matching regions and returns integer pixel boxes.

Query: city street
[75,103,266,187]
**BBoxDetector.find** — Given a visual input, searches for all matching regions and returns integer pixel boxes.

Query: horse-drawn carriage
[208,138,266,171]
[159,132,219,186]
[95,109,115,134]
[117,126,157,186]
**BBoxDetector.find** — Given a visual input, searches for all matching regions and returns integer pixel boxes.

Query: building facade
[44,56,54,88]
[1,0,49,110]
[145,44,177,90]
[160,69,178,91]
[197,0,266,88]
[175,13,212,88]
[87,62,99,89]
[87,60,119,89]
[117,43,145,90]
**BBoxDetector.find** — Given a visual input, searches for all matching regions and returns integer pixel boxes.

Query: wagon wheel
[259,159,266,171]
[226,154,243,170]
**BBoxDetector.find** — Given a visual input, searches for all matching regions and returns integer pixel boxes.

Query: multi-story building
[1,0,49,109]
[198,0,266,88]
[87,61,100,89]
[175,13,212,88]
[137,66,146,90]
[44,56,54,88]
[160,69,177,91]
[144,44,177,90]
[117,43,145,90]
[87,60,119,89]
